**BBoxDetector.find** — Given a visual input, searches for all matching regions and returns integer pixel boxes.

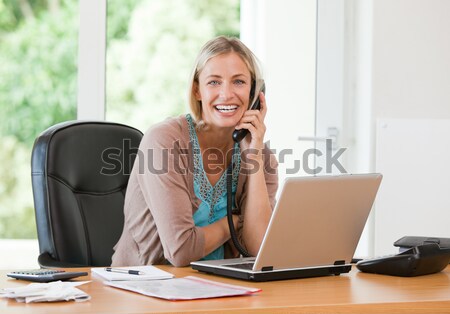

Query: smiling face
[194,52,252,130]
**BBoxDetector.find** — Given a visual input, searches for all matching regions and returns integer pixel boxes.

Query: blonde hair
[188,36,263,129]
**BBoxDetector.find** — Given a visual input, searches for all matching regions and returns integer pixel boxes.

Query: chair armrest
[38,252,87,268]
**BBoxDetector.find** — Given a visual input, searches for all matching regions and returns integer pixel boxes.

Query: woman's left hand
[235,91,267,152]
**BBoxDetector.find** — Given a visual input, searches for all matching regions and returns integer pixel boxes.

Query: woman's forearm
[200,215,239,257]
[242,155,272,256]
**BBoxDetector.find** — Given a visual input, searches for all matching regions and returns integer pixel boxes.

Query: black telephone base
[356,243,450,277]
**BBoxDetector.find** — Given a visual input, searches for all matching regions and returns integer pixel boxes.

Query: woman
[111,36,278,267]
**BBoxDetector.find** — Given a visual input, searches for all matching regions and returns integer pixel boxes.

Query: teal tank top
[186,114,241,260]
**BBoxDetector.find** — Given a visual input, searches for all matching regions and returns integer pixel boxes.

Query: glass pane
[0,0,78,267]
[106,0,240,132]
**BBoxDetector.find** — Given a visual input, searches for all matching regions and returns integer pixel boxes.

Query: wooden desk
[1,265,450,313]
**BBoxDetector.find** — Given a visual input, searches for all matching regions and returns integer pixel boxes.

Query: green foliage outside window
[0,0,78,238]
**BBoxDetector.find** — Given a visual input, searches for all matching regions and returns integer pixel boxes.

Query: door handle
[298,127,339,150]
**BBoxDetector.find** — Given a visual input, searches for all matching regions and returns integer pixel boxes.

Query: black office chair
[31,120,143,268]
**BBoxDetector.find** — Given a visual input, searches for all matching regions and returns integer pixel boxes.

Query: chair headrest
[32,121,143,193]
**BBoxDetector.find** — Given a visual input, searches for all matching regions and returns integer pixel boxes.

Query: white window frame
[77,0,106,120]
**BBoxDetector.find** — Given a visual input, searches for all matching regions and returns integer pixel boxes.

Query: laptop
[191,173,383,281]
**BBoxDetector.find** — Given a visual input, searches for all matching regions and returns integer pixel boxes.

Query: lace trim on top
[186,114,240,223]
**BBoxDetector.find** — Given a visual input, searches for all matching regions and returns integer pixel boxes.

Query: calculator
[6,269,88,282]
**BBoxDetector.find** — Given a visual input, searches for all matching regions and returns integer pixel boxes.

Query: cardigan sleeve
[136,121,205,267]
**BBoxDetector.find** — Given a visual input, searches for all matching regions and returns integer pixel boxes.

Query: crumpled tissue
[0,280,90,303]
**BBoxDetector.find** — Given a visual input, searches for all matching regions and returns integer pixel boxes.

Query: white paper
[105,276,261,300]
[91,266,174,281]
[0,281,91,303]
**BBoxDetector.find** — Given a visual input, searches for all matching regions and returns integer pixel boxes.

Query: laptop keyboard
[223,262,255,270]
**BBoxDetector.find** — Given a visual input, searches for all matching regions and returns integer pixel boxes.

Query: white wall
[371,0,450,119]
[375,118,450,255]
[369,0,450,255]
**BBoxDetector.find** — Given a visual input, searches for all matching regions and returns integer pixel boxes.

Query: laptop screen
[253,174,382,271]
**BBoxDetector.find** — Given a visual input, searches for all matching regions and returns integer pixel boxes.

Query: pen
[104,267,145,275]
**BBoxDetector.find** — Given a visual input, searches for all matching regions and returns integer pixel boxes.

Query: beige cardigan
[111,115,278,267]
